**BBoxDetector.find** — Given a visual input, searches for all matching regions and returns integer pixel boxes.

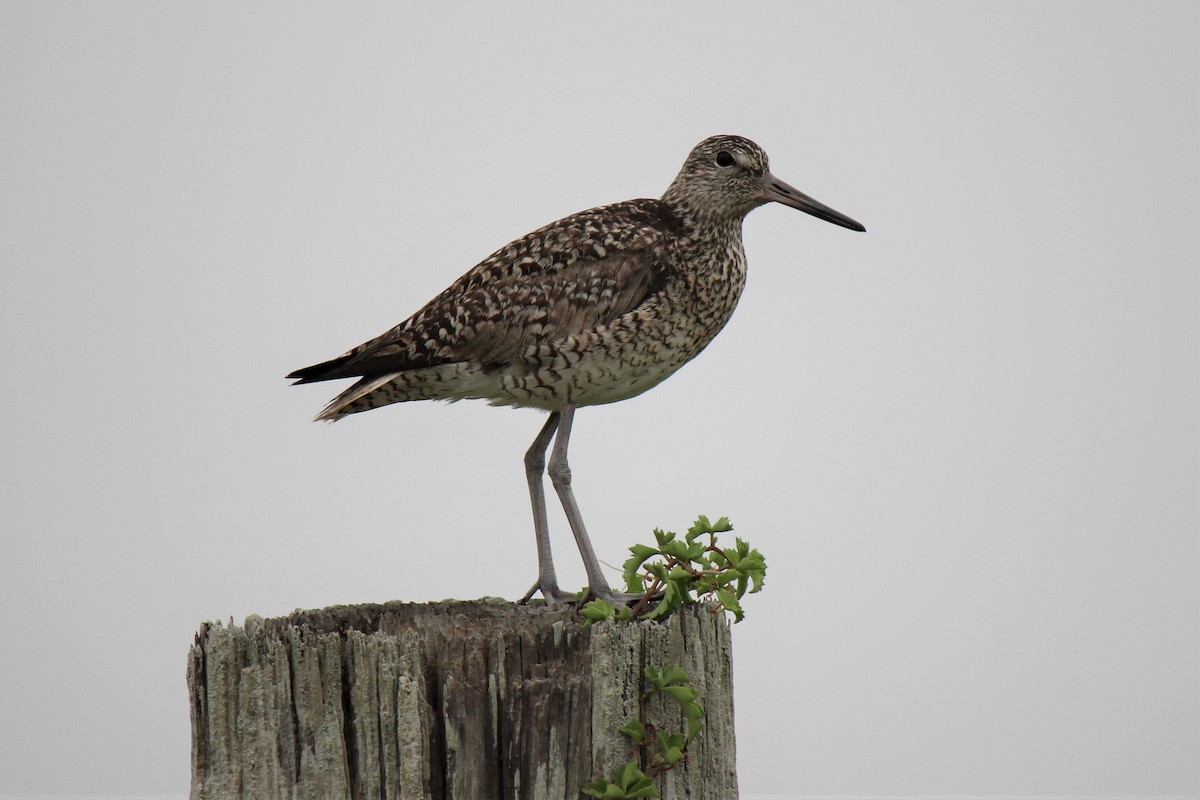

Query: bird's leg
[548,405,638,602]
[522,411,574,603]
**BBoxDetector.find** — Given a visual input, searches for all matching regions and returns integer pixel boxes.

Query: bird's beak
[761,173,866,232]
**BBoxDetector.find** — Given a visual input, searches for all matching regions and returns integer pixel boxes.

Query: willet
[289,135,864,602]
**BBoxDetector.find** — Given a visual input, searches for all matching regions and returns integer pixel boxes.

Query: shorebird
[289,135,864,602]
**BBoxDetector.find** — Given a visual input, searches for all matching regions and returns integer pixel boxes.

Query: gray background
[1,2,1196,798]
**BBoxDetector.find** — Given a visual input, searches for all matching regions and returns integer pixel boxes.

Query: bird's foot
[518,582,654,606]
[591,589,653,606]
[600,588,669,621]
[580,585,667,620]
[518,580,578,605]
[518,581,665,616]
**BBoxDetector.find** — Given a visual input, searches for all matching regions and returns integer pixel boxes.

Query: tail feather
[287,354,357,384]
[314,372,405,421]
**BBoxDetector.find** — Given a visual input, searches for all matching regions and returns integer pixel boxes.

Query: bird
[288,134,864,603]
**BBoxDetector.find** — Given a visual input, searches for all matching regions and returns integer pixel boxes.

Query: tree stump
[187,598,738,799]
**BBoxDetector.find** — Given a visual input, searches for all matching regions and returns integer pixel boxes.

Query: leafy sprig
[581,515,766,624]
[582,665,705,799]
[580,515,767,797]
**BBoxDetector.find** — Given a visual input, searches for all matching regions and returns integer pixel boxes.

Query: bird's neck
[664,202,749,295]
[661,198,747,246]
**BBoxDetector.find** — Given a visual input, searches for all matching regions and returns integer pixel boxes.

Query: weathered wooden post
[187,598,738,799]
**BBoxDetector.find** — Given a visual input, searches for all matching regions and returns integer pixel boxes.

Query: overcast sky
[1,2,1196,799]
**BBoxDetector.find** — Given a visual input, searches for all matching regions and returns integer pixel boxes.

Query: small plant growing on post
[582,665,705,799]
[581,514,767,625]
[580,515,767,797]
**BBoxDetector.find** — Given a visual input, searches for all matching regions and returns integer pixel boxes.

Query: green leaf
[657,730,686,759]
[583,776,642,798]
[715,587,744,623]
[713,567,743,584]
[580,598,616,625]
[663,539,690,560]
[628,543,660,560]
[626,544,660,563]
[641,579,681,621]
[657,665,691,686]
[623,776,659,798]
[738,550,767,594]
[654,677,704,739]
[614,760,659,796]
[653,527,676,548]
[622,544,662,591]
[580,778,611,798]
[659,730,683,746]
[686,515,713,538]
[618,718,646,742]
[733,552,765,574]
[682,702,704,739]
[660,745,684,765]
[645,663,689,689]
[661,684,698,705]
[616,760,640,788]
[686,514,733,537]
[665,569,694,611]
[714,539,763,597]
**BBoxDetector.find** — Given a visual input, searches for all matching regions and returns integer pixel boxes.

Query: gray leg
[524,412,572,602]
[547,405,615,598]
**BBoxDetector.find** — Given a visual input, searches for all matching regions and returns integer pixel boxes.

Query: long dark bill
[762,173,866,232]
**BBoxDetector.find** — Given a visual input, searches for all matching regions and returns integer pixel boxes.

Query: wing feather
[288,199,682,383]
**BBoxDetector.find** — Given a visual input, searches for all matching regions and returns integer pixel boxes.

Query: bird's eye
[715,151,735,167]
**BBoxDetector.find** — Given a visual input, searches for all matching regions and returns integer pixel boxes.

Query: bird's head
[663,135,865,232]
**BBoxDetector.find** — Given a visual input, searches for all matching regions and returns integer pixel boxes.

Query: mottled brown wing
[312,251,664,380]
[289,199,681,383]
[444,251,663,365]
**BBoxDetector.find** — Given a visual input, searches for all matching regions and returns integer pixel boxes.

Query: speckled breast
[486,230,749,410]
